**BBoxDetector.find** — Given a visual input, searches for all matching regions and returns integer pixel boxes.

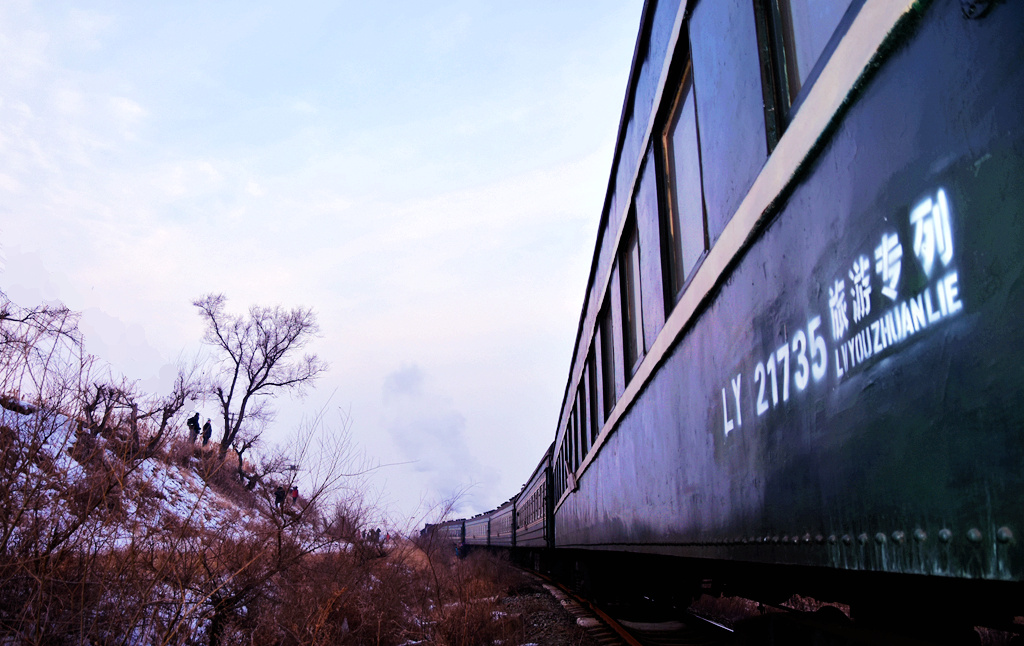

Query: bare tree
[79,374,135,437]
[137,355,205,457]
[231,418,288,490]
[193,294,327,460]
[0,291,83,411]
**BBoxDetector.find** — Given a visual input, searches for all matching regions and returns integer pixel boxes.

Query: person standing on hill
[186,412,200,443]
[202,419,212,446]
[274,485,286,509]
[289,486,298,507]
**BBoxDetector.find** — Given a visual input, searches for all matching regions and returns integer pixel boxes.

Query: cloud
[0,247,174,390]
[290,100,317,114]
[79,307,168,383]
[382,363,496,514]
[0,248,67,305]
[0,173,22,193]
[245,180,265,197]
[383,364,424,400]
[52,87,83,115]
[0,0,646,525]
[110,96,146,121]
[63,8,114,53]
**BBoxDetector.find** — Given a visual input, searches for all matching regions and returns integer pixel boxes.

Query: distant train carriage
[464,514,491,548]
[515,445,553,550]
[423,519,464,546]
[490,499,516,548]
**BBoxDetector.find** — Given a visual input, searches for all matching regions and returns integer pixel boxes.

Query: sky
[0,0,643,526]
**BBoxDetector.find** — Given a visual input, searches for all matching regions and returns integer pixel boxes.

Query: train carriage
[464,513,491,548]
[424,519,465,547]
[515,445,554,550]
[545,0,1024,626]
[490,499,517,548]
[432,0,1024,630]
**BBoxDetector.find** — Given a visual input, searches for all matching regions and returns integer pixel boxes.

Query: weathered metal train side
[490,499,516,548]
[514,446,554,569]
[551,0,1024,617]
[464,513,491,548]
[517,447,553,547]
[425,519,465,549]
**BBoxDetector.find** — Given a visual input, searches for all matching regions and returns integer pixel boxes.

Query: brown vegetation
[1,290,560,645]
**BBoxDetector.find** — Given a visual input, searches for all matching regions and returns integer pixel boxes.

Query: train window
[576,407,584,468]
[577,383,590,458]
[575,400,585,463]
[755,0,857,142]
[599,302,616,418]
[565,418,575,473]
[572,415,579,470]
[555,451,563,498]
[554,450,560,495]
[777,0,853,97]
[619,218,645,376]
[659,64,707,305]
[571,408,580,469]
[557,456,565,497]
[587,350,600,444]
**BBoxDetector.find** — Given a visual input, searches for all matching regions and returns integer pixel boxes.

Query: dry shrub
[66,461,123,516]
[433,599,524,646]
[254,549,407,646]
[258,553,356,646]
[70,428,105,466]
[0,291,513,646]
[462,550,522,596]
[235,531,543,646]
[410,543,534,646]
[194,449,254,508]
[452,565,532,644]
[163,436,198,467]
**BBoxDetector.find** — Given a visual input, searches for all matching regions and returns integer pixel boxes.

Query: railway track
[535,572,1015,645]
[537,577,734,646]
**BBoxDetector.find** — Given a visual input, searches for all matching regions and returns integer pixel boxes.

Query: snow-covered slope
[3,400,265,546]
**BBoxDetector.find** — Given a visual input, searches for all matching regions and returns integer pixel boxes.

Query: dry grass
[0,290,580,646]
[1,298,452,645]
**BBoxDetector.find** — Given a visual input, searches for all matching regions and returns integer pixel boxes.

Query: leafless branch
[193,294,327,461]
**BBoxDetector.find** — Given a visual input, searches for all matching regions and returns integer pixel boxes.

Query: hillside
[0,396,316,644]
[0,292,556,646]
[3,397,261,540]
[0,397,588,646]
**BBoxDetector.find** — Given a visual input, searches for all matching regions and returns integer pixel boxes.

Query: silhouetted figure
[274,485,286,508]
[186,412,200,443]
[202,419,212,446]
